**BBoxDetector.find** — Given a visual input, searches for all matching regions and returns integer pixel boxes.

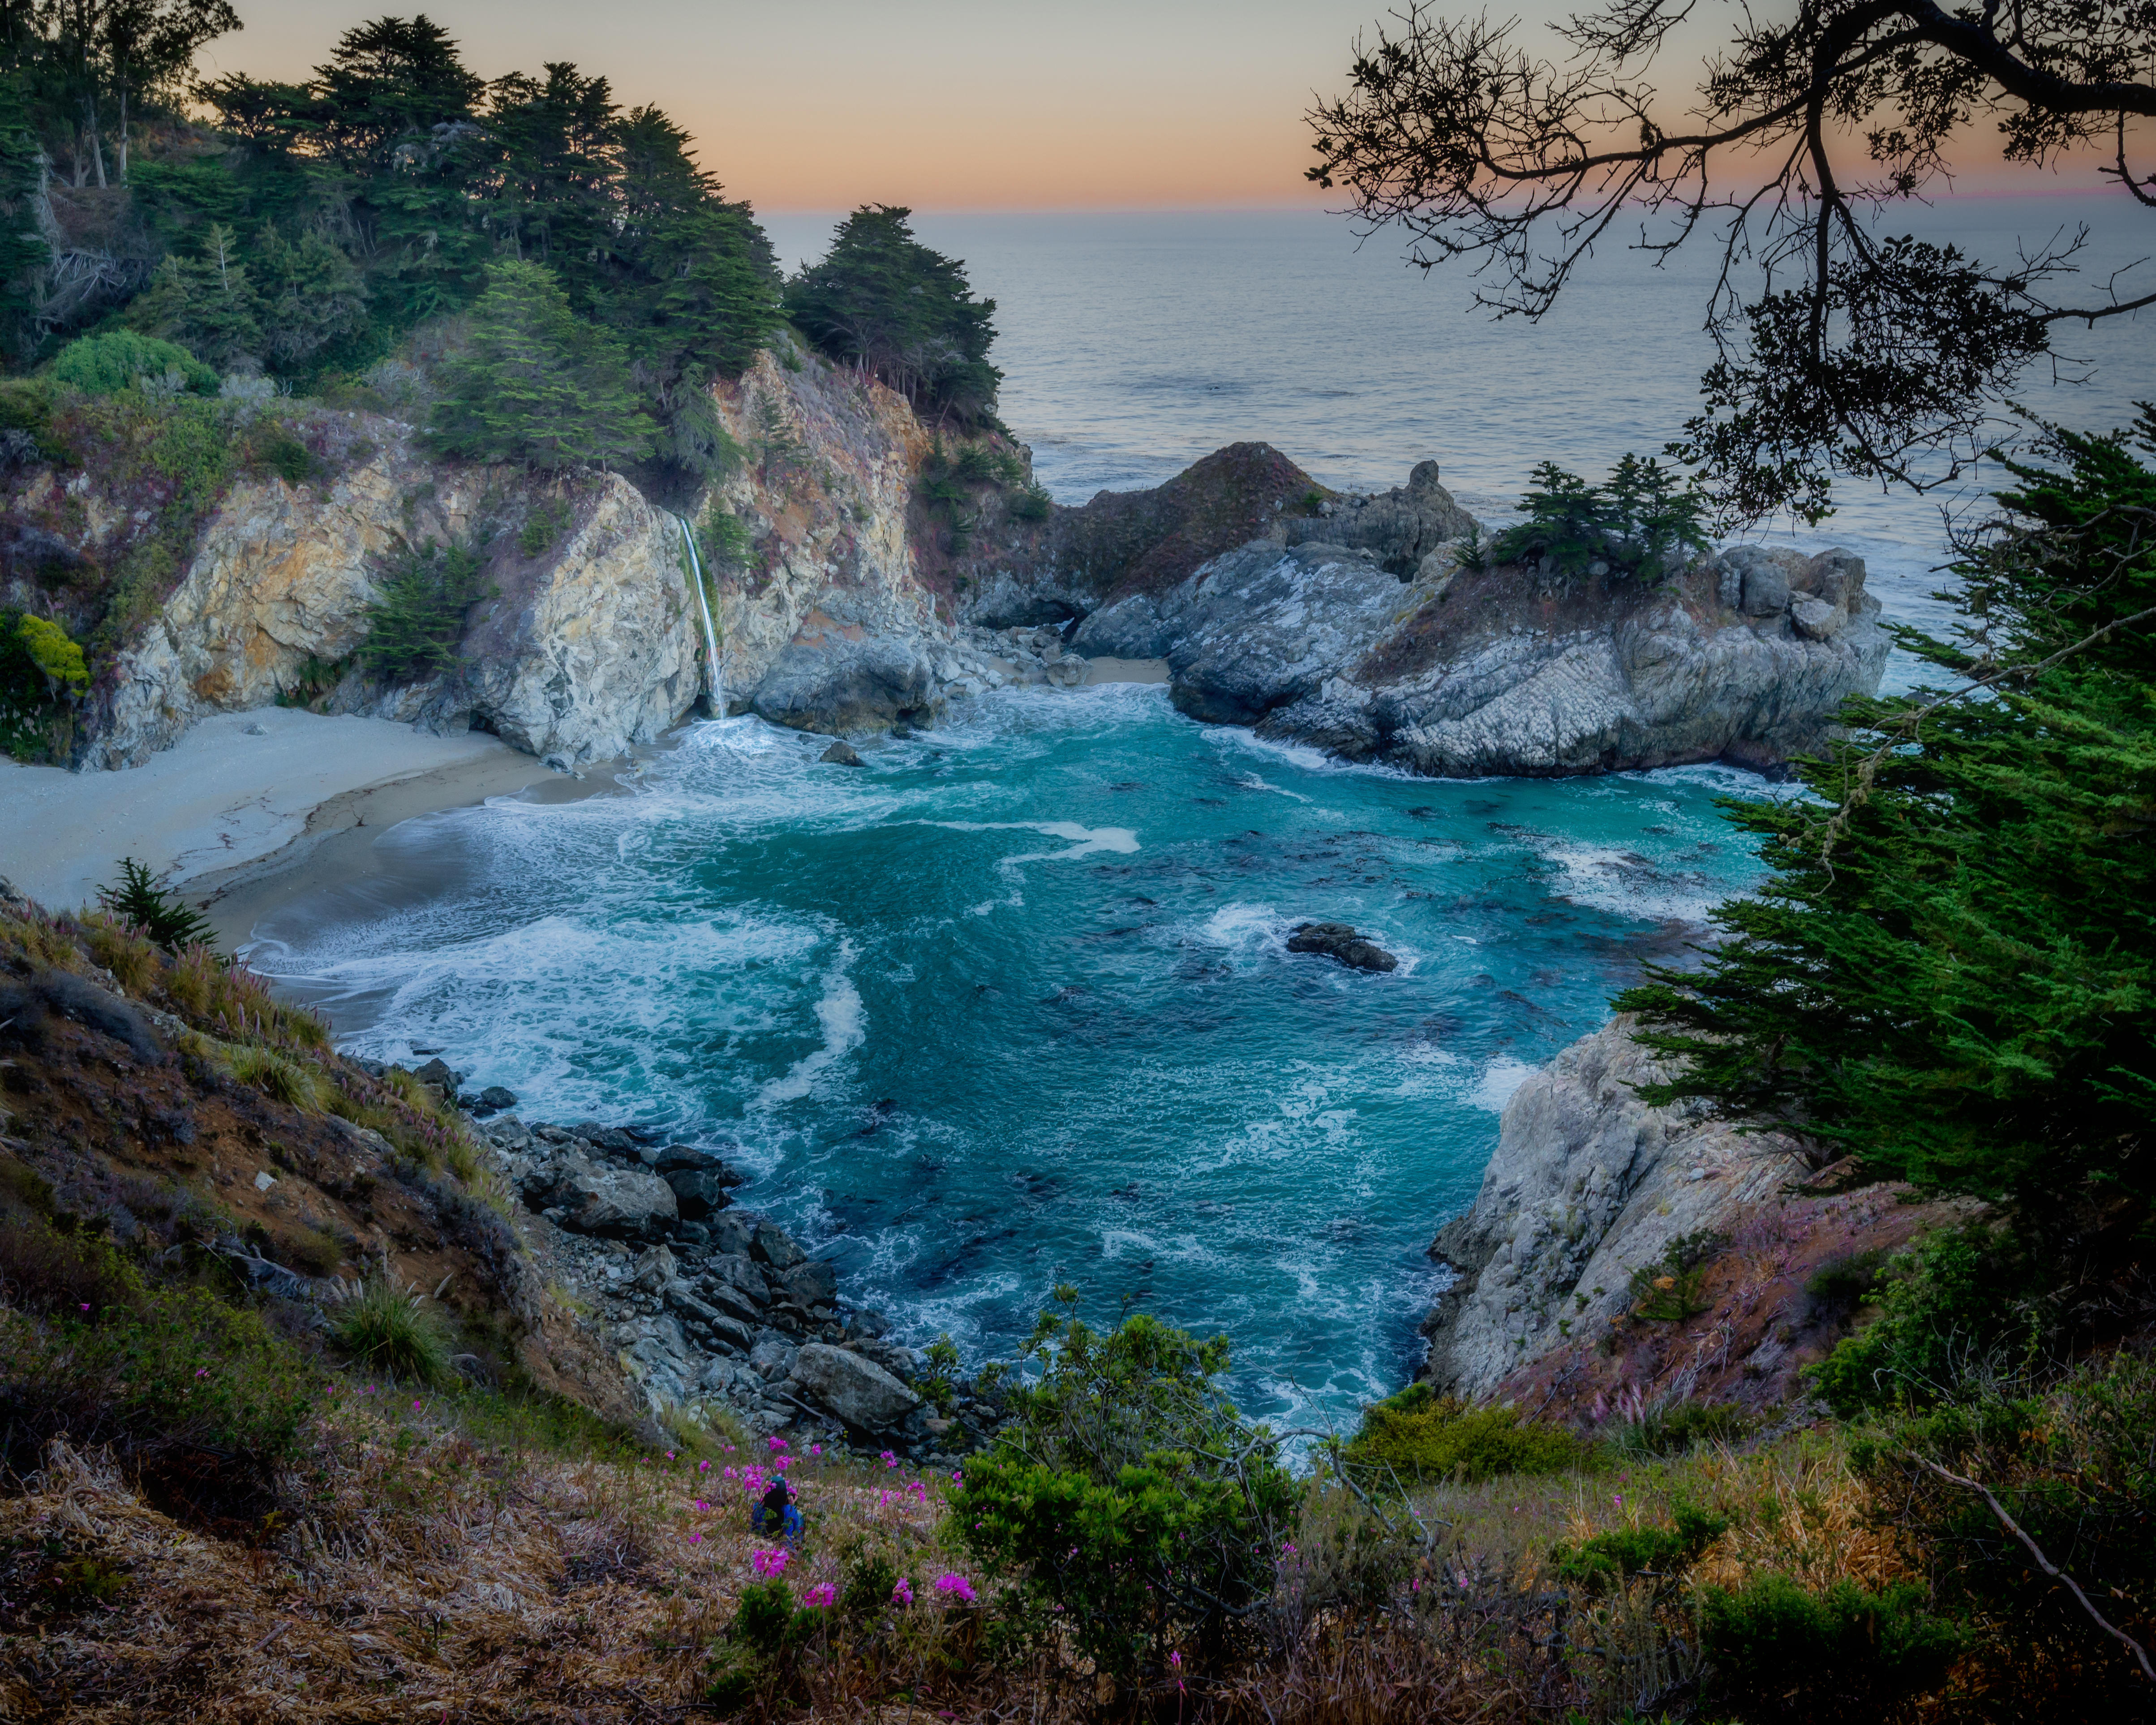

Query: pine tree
[0,74,48,359]
[1615,409,2156,1222]
[129,222,264,372]
[428,259,650,470]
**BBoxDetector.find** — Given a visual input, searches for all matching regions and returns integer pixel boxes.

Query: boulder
[1789,595,1844,641]
[749,1338,799,1381]
[751,633,941,736]
[773,1259,838,1310]
[470,1084,519,1115]
[707,1213,756,1257]
[526,1148,679,1240]
[1726,546,1797,616]
[1280,459,1474,575]
[630,1244,678,1293]
[751,1221,807,1270]
[788,1342,920,1430]
[819,738,865,766]
[664,1166,737,1220]
[1287,922,1399,973]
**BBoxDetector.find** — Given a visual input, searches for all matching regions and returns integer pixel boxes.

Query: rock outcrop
[1286,922,1399,972]
[1418,1015,1804,1398]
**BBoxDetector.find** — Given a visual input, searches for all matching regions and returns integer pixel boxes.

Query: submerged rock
[819,739,864,766]
[1287,922,1399,973]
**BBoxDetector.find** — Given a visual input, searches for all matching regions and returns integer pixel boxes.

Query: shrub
[96,859,216,954]
[704,1578,824,1709]
[51,330,218,397]
[1810,1225,2044,1415]
[1854,1350,2156,1712]
[1627,1230,1725,1323]
[696,501,751,572]
[1345,1382,1593,1481]
[951,1292,1301,1683]
[328,1273,451,1384]
[0,610,87,762]
[516,496,571,557]
[1698,1572,1964,1721]
[1550,1501,1726,1587]
[226,1043,325,1112]
[356,537,494,680]
[1612,1399,1754,1458]
[1008,483,1052,523]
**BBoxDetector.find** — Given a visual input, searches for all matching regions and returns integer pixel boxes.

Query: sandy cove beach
[0,709,556,921]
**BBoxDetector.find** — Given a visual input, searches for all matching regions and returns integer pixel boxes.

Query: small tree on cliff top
[1309,0,2156,523]
[429,259,650,470]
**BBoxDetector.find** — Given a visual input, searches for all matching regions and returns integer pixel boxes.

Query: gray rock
[1286,921,1399,972]
[772,1259,838,1309]
[664,1166,736,1220]
[705,1252,773,1307]
[630,1244,678,1293]
[789,1342,920,1430]
[751,1221,807,1270]
[707,1213,756,1257]
[751,634,941,736]
[1727,546,1797,616]
[525,1147,679,1240]
[472,1084,518,1114]
[750,1338,799,1381]
[1789,595,1844,641]
[411,1056,466,1091]
[1278,460,1475,575]
[819,738,865,765]
[1418,1015,1805,1397]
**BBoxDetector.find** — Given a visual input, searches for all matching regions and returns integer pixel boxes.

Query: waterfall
[676,515,726,717]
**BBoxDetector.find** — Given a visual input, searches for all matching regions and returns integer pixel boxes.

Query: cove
[245,682,1771,1431]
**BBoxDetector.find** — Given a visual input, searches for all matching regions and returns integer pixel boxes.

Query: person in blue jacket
[752,1475,803,1541]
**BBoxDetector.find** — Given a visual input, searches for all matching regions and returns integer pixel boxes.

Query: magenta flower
[880,1450,897,1467]
[892,1576,914,1606]
[802,1582,836,1608]
[750,1548,790,1579]
[689,1531,703,1545]
[699,1459,711,1473]
[768,1435,789,1453]
[810,1443,823,1456]
[932,1573,977,1605]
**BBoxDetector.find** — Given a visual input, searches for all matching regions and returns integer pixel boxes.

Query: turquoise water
[253,687,1769,1428]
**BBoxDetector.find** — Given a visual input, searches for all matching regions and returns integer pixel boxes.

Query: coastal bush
[1810,1225,2047,1415]
[226,1043,326,1112]
[1549,1500,1726,1587]
[1611,1398,1753,1458]
[1344,1381,1593,1480]
[951,1291,1300,1682]
[1485,454,1708,581]
[1627,1231,1724,1324]
[0,608,86,761]
[328,1273,451,1385]
[697,500,752,571]
[1618,409,2156,1227]
[516,496,572,558]
[356,537,495,680]
[1697,1572,1964,1721]
[1852,1350,2156,1713]
[50,331,218,398]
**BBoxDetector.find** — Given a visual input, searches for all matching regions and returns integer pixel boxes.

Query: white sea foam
[1468,1056,1537,1114]
[758,943,865,1106]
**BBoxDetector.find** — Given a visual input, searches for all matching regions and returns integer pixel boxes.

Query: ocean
[248,202,2155,1430]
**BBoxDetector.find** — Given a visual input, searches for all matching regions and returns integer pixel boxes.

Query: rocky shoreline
[366,1057,1003,1466]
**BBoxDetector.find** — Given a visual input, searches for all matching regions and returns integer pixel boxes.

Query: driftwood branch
[1912,1455,2155,1681]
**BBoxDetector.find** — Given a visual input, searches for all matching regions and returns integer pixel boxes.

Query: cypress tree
[1616,409,2156,1222]
[428,259,650,471]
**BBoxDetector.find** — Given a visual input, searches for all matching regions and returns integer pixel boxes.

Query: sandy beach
[0,710,556,918]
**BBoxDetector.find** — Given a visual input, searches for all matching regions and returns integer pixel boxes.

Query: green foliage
[1550,1501,1726,1586]
[51,330,218,396]
[704,1578,824,1709]
[919,1333,961,1415]
[244,418,317,486]
[1009,483,1052,523]
[356,538,494,680]
[128,222,264,371]
[1697,1572,1965,1721]
[328,1273,451,1385]
[429,261,651,470]
[1611,1400,1754,1458]
[1488,454,1708,581]
[697,502,752,572]
[1627,1231,1724,1323]
[12,612,86,697]
[786,205,1001,427]
[95,858,214,954]
[1810,1226,2045,1415]
[1344,1381,1594,1481]
[1616,408,2156,1221]
[1853,1350,2156,1712]
[951,1293,1300,1680]
[516,497,571,558]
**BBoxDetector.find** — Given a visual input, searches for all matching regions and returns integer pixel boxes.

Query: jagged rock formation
[1417,1015,1805,1398]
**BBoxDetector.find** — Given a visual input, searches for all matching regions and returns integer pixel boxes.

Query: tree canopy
[1615,407,2156,1224]
[786,204,1001,428]
[1308,0,2156,522]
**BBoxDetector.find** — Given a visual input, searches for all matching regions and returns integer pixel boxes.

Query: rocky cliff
[1419,1015,1974,1423]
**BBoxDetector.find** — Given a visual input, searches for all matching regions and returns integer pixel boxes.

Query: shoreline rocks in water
[445,1096,1001,1462]
[1286,922,1399,972]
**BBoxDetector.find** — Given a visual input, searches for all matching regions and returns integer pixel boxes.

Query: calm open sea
[249,204,2154,1430]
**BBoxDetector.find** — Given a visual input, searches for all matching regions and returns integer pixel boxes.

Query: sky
[225,1,2132,211]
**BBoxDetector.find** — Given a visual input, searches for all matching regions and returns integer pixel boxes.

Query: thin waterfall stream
[677,516,725,715]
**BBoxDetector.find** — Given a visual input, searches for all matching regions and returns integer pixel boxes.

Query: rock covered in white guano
[1417,1015,1803,1398]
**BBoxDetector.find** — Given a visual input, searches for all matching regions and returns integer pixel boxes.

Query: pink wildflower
[880,1450,897,1467]
[689,1532,703,1544]
[810,1443,823,1457]
[802,1583,836,1608]
[932,1573,977,1605]
[768,1435,789,1453]
[750,1548,790,1578]
[892,1576,914,1606]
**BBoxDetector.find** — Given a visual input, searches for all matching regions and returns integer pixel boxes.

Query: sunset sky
[225,1,2113,211]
